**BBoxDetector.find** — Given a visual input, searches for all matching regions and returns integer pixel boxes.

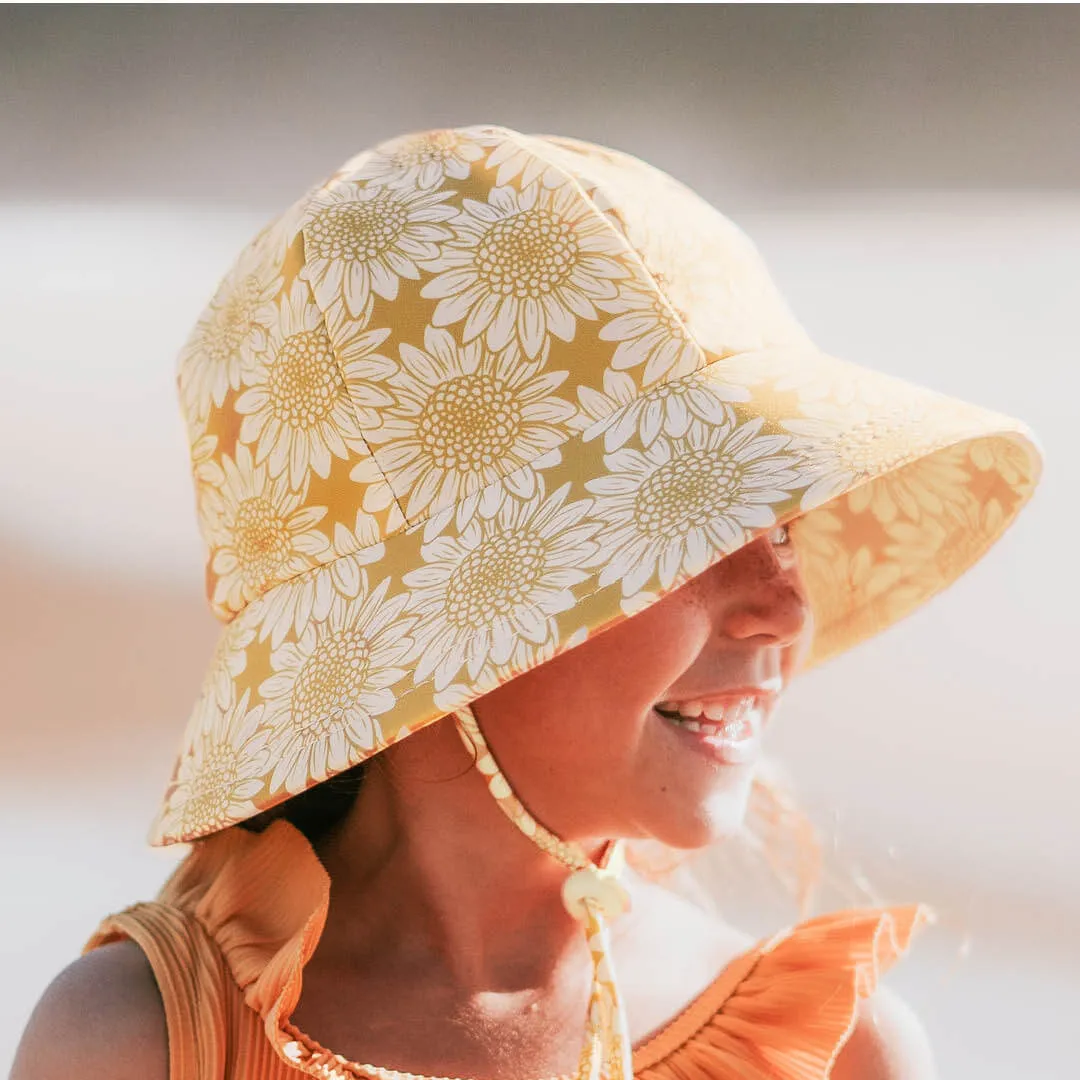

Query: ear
[831,983,937,1080]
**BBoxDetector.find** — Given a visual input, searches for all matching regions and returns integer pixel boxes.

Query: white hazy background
[1,8,1078,1078]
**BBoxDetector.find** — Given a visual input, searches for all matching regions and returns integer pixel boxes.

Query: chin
[643,769,756,849]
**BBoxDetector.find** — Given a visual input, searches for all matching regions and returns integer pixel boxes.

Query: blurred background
[1,5,1077,1077]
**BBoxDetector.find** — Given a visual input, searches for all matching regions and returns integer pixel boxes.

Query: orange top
[83,820,931,1080]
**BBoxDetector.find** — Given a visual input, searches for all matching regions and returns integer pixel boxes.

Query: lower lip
[652,705,765,766]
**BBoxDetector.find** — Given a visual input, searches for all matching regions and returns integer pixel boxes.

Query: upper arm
[831,984,936,1080]
[10,940,169,1080]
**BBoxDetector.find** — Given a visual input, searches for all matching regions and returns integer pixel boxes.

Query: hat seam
[292,123,710,542]
[295,221,412,531]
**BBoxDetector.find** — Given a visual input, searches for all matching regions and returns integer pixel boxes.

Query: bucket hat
[152,124,1043,850]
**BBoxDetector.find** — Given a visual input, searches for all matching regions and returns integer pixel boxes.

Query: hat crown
[176,125,811,623]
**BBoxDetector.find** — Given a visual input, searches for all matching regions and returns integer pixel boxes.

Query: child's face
[472,524,814,849]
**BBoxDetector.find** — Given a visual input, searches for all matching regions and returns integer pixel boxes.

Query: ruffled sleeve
[159,819,332,1062]
[632,904,934,1080]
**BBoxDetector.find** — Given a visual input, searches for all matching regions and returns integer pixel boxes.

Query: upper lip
[656,680,782,707]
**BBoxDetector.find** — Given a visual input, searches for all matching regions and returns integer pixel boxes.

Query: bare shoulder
[10,940,168,1080]
[832,983,937,1080]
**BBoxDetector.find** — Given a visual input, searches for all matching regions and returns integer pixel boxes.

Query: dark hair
[237,760,367,845]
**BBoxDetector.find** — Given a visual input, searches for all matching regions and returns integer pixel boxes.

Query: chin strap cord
[453,704,633,1080]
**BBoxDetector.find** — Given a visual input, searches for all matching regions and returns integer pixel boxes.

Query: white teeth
[703,699,750,722]
[656,697,760,742]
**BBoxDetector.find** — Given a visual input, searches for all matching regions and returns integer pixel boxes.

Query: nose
[710,534,812,648]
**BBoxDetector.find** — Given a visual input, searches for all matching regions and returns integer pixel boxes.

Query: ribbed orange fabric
[83,819,932,1080]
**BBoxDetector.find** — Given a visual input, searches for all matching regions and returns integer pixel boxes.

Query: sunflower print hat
[152,124,1042,1077]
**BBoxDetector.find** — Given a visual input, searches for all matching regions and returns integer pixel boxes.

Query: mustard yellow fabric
[154,125,1042,846]
[85,819,931,1080]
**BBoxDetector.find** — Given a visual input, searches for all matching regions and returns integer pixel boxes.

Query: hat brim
[150,346,1042,846]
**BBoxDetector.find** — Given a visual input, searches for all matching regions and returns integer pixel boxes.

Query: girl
[12,125,1042,1080]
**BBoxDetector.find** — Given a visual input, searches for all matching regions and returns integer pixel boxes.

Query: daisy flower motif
[470,129,570,189]
[430,624,590,714]
[200,605,259,712]
[190,431,226,522]
[420,180,630,360]
[401,482,603,692]
[236,281,396,489]
[252,506,387,652]
[349,450,409,534]
[969,432,1039,492]
[351,129,486,191]
[177,237,283,425]
[782,400,981,523]
[718,350,923,410]
[574,365,746,453]
[794,508,904,610]
[302,180,458,320]
[162,687,272,841]
[365,326,577,521]
[596,281,706,386]
[885,494,1006,588]
[320,508,388,599]
[585,417,805,597]
[204,442,331,617]
[259,574,418,794]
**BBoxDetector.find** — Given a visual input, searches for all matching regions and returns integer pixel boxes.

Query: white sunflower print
[469,128,570,189]
[793,508,904,607]
[364,326,577,521]
[412,442,563,544]
[200,605,259,712]
[235,281,396,489]
[596,281,706,386]
[782,403,981,524]
[252,508,386,652]
[161,687,271,841]
[177,237,282,425]
[402,482,603,691]
[431,624,590,714]
[884,494,1006,588]
[205,441,331,616]
[718,350,936,411]
[420,180,630,360]
[320,508,388,598]
[302,180,458,320]
[190,431,225,522]
[349,450,409,534]
[351,129,486,191]
[585,417,804,597]
[260,573,418,794]
[969,433,1038,491]
[573,366,747,453]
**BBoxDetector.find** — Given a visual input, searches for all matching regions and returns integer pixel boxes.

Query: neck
[311,716,606,993]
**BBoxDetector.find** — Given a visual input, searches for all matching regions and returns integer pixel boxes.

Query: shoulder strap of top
[631,903,933,1080]
[84,900,231,1080]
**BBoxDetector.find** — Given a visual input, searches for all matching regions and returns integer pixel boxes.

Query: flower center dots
[233,497,292,588]
[268,329,345,430]
[420,374,523,471]
[292,630,373,739]
[391,133,462,169]
[446,534,547,629]
[835,417,915,477]
[185,741,242,830]
[208,274,262,362]
[636,449,743,535]
[476,209,579,298]
[307,194,409,261]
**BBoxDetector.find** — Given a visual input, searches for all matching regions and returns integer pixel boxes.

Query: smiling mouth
[651,697,768,765]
